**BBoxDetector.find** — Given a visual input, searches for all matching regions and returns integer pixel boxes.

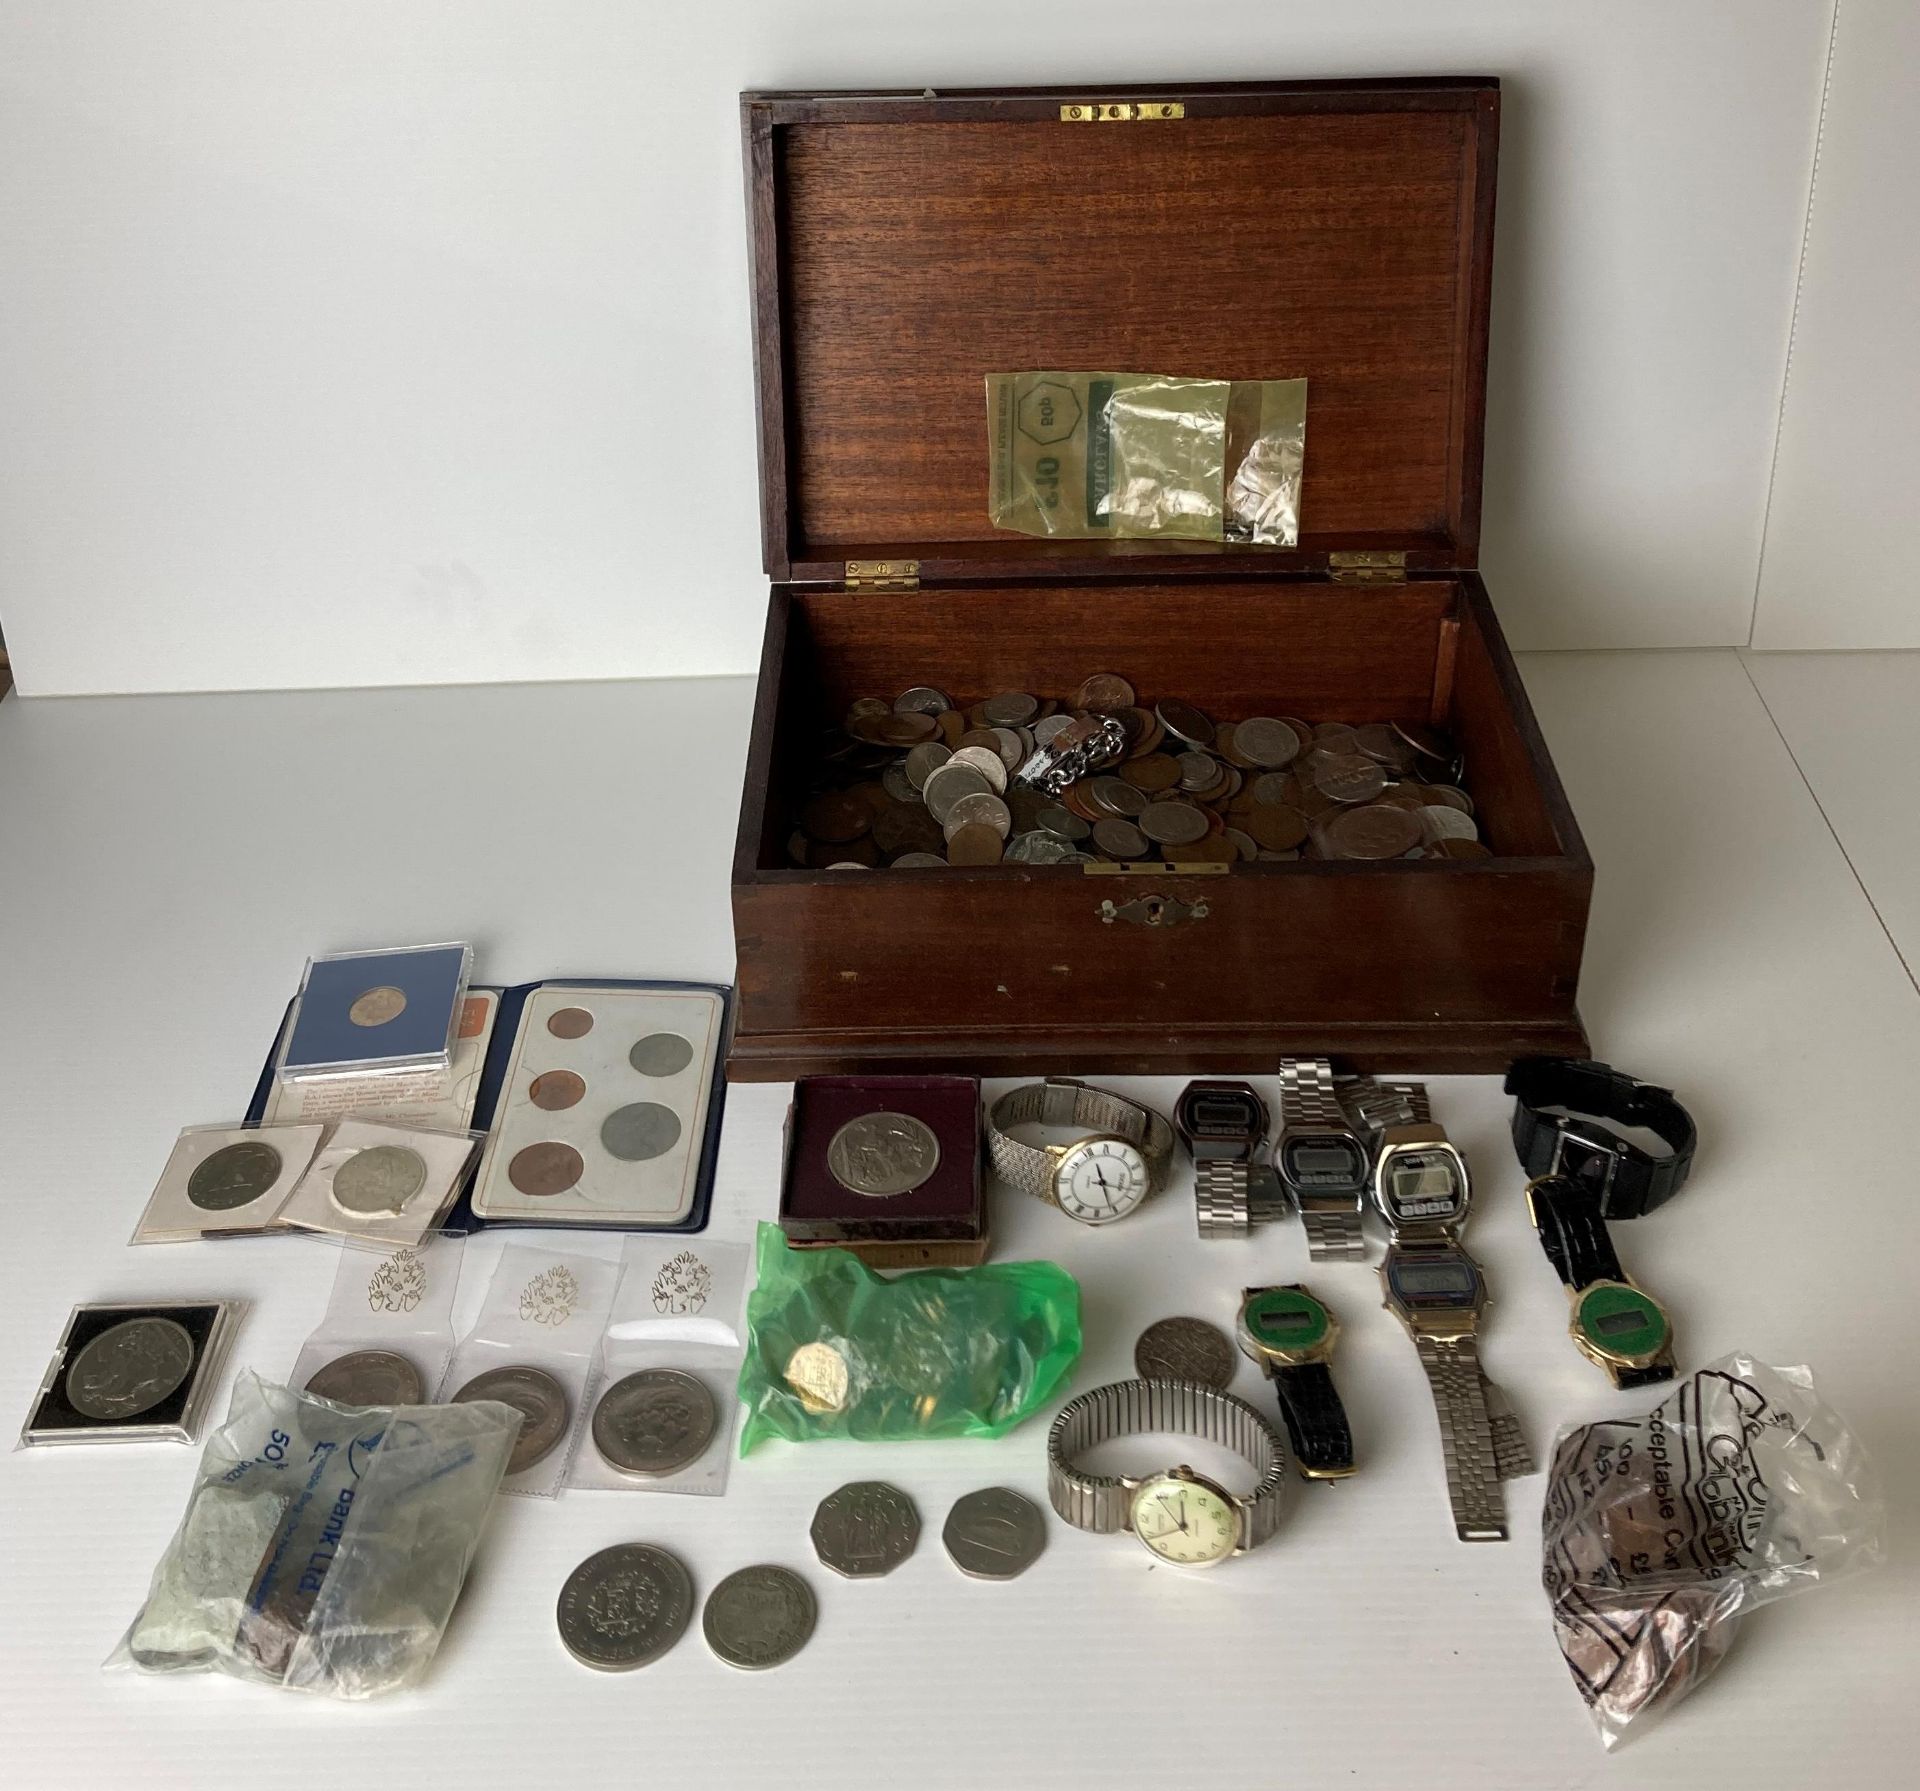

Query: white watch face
[1052,1137,1150,1225]
[1131,1472,1239,1566]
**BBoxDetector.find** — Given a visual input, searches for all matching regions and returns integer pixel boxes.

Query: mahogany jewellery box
[729,78,1592,1080]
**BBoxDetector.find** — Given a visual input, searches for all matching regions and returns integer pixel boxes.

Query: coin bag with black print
[108,1370,518,1698]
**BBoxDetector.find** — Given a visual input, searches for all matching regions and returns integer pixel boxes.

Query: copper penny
[936,710,966,745]
[508,1141,585,1196]
[547,1006,596,1040]
[529,1070,587,1112]
[1120,754,1182,793]
[946,822,1004,866]
[1436,837,1492,859]
[1246,804,1309,851]
[1072,672,1135,712]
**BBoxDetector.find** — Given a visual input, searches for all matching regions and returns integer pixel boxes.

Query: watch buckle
[1549,1124,1622,1199]
[1040,1079,1085,1126]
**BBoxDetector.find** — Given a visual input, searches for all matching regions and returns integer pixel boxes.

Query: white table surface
[1,651,1914,1789]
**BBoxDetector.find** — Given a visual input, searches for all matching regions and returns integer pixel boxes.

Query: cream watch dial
[1130,1472,1238,1566]
[1053,1138,1150,1225]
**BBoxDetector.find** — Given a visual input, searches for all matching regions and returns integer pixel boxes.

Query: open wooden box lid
[744,79,1499,587]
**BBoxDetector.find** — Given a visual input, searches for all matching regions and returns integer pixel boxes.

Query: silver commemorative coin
[827,1111,941,1197]
[556,1543,694,1672]
[1091,818,1150,860]
[629,1031,695,1077]
[591,1367,717,1477]
[601,1100,683,1162]
[702,1565,818,1670]
[1313,753,1389,805]
[1234,716,1301,768]
[303,1348,425,1408]
[1033,713,1078,746]
[981,691,1038,727]
[1176,751,1218,792]
[186,1139,285,1212]
[66,1315,197,1421]
[1225,827,1260,862]
[330,1144,429,1216]
[811,1481,920,1578]
[922,763,992,825]
[904,741,952,790]
[942,1487,1047,1581]
[1420,805,1481,843]
[893,686,951,716]
[1034,805,1090,842]
[943,791,1011,841]
[1324,804,1423,860]
[990,727,1028,771]
[1427,784,1476,815]
[892,851,946,868]
[1137,800,1209,846]
[882,761,917,803]
[1089,775,1148,818]
[452,1364,571,1475]
[948,744,1010,793]
[1133,1317,1237,1390]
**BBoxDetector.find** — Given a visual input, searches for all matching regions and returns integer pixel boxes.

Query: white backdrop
[0,2,1830,696]
[1751,0,1919,650]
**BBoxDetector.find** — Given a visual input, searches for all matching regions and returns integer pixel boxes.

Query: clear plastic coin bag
[289,1238,464,1408]
[108,1369,518,1698]
[736,1223,1082,1452]
[1541,1354,1885,1749]
[985,371,1306,545]
[437,1243,619,1497]
[274,1119,482,1250]
[567,1237,749,1497]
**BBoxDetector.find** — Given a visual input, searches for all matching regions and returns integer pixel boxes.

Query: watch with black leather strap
[1505,1057,1695,1219]
[1235,1285,1356,1480]
[1178,1080,1285,1240]
[1525,1173,1676,1388]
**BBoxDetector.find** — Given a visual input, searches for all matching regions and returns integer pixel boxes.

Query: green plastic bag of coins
[736,1223,1083,1450]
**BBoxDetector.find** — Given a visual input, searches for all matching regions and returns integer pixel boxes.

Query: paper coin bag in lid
[109,1371,518,1697]
[1541,1354,1884,1748]
[985,372,1306,545]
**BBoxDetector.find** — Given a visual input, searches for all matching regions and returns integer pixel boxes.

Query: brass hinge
[1059,101,1186,122]
[1329,550,1408,584]
[843,559,920,593]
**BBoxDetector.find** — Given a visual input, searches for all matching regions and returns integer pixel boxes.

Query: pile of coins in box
[787,672,1488,868]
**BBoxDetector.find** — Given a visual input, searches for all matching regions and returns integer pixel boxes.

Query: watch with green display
[1342,1080,1472,1242]
[1379,1240,1533,1541]
[1525,1173,1676,1388]
[1236,1285,1356,1480]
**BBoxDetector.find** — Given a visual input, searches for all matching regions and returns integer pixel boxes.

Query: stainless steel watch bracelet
[1279,1058,1369,1262]
[1047,1378,1290,1550]
[1412,1333,1518,1543]
[1342,1079,1432,1133]
[987,1078,1174,1208]
[1195,1160,1254,1237]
